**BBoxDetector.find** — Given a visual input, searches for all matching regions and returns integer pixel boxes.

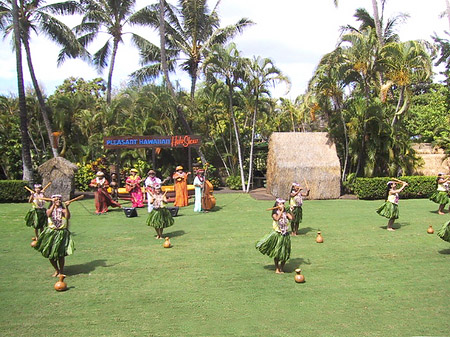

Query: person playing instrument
[89,171,121,215]
[193,169,205,212]
[429,173,449,215]
[126,168,144,208]
[289,182,310,236]
[109,172,119,201]
[376,180,408,231]
[173,166,190,207]
[34,195,74,277]
[256,198,293,274]
[144,170,161,213]
[25,184,47,239]
[146,184,174,239]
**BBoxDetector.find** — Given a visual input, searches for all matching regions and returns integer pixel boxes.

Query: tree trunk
[13,0,32,181]
[158,0,207,164]
[106,39,119,104]
[228,83,246,191]
[371,0,384,47]
[246,98,258,193]
[23,40,59,157]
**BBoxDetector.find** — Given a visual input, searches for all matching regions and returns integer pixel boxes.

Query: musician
[126,168,144,208]
[24,184,47,239]
[173,166,191,207]
[89,171,121,215]
[144,170,161,212]
[34,195,74,277]
[193,169,205,212]
[256,198,293,274]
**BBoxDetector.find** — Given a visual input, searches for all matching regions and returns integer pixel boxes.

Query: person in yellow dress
[172,166,191,207]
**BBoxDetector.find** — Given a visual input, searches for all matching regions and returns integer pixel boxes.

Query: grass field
[0,193,449,337]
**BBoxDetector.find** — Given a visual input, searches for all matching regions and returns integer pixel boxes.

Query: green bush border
[354,176,436,200]
[0,180,29,202]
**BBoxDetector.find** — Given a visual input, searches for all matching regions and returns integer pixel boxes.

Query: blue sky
[0,0,448,99]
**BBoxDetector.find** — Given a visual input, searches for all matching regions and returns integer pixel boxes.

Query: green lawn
[0,194,449,337]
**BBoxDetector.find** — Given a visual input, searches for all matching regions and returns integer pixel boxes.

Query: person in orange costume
[172,166,191,207]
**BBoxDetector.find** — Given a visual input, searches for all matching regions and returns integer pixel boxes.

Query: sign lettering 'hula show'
[104,135,201,149]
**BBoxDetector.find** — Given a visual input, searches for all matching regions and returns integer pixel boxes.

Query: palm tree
[203,43,247,191]
[379,40,432,126]
[0,0,84,157]
[9,0,32,180]
[137,0,253,99]
[244,56,290,192]
[68,0,145,104]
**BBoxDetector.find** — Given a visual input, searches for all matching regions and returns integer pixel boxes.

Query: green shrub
[0,180,29,202]
[74,163,96,192]
[226,176,242,190]
[354,176,436,200]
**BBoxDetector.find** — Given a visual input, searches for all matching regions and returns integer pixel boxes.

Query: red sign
[104,135,201,149]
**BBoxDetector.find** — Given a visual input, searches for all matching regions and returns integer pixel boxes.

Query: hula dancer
[24,184,48,239]
[34,195,74,277]
[429,173,449,215]
[146,184,174,239]
[436,220,450,243]
[376,179,408,231]
[256,198,293,274]
[289,182,310,236]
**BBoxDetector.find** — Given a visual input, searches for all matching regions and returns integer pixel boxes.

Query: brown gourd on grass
[163,237,171,248]
[294,269,305,283]
[54,274,67,291]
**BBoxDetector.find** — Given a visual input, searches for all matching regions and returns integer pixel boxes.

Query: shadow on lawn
[379,222,411,230]
[65,259,109,276]
[297,227,314,235]
[163,230,186,238]
[263,257,311,273]
[438,248,450,255]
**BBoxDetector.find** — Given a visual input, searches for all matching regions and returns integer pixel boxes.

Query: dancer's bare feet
[438,211,445,215]
[52,271,59,277]
[387,227,395,231]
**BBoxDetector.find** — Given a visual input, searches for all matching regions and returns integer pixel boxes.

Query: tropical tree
[0,0,84,157]
[68,0,146,104]
[243,56,290,192]
[203,43,247,190]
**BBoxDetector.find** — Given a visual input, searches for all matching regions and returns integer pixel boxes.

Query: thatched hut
[38,157,78,200]
[266,132,341,200]
[412,143,450,175]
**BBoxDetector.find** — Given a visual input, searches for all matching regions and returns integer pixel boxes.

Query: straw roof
[38,157,78,200]
[266,132,341,200]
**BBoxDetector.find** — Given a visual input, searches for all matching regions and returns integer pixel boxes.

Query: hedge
[0,180,30,202]
[354,176,436,200]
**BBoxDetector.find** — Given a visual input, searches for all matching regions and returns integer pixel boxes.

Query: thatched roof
[38,157,78,178]
[266,132,341,200]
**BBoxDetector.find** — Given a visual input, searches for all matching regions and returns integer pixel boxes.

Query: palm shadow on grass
[438,248,450,255]
[64,259,109,276]
[297,227,314,235]
[263,257,310,273]
[163,230,186,238]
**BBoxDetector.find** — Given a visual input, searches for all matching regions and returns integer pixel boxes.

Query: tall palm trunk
[245,96,258,192]
[106,38,120,104]
[158,0,206,163]
[23,40,58,157]
[228,82,246,191]
[371,0,384,48]
[13,0,32,181]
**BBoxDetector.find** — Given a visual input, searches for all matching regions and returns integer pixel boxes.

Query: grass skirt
[290,206,303,228]
[437,220,450,242]
[429,191,449,205]
[24,208,47,229]
[376,201,399,219]
[146,208,174,229]
[34,227,74,259]
[255,230,291,262]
